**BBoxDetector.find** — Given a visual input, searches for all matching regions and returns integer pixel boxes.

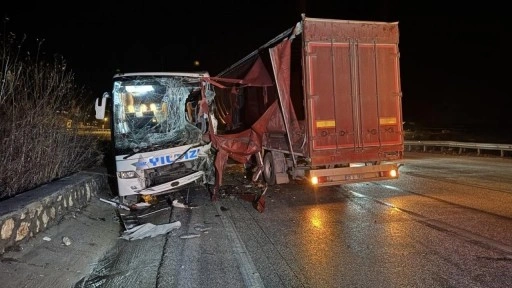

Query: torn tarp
[120,221,181,241]
[203,33,302,199]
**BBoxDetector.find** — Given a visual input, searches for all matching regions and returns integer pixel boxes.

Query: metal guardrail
[404,140,512,157]
[78,128,110,133]
[77,128,111,139]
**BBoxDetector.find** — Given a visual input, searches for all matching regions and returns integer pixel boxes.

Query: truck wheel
[263,152,276,185]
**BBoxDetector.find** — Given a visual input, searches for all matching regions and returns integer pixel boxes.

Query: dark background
[2,1,510,137]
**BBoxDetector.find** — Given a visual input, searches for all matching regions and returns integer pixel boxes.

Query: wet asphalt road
[30,152,512,287]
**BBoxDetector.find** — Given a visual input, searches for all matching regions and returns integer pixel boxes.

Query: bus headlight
[118,171,137,179]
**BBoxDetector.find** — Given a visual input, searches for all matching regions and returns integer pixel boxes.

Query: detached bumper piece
[139,171,205,195]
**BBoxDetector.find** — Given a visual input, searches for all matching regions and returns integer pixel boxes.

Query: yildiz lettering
[142,148,200,168]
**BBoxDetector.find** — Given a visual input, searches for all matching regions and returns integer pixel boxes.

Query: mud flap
[272,152,290,184]
[275,172,290,184]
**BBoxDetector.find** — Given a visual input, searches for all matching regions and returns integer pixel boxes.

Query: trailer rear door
[304,19,402,164]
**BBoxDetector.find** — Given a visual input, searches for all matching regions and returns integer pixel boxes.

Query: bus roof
[113,71,210,79]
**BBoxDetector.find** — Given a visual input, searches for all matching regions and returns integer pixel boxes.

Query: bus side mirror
[95,92,109,119]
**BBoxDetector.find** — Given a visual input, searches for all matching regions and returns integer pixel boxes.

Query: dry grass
[0,29,103,200]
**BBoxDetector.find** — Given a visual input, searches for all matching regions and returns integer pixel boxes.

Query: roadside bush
[0,31,103,200]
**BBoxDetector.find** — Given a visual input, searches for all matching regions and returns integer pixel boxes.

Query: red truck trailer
[203,14,403,195]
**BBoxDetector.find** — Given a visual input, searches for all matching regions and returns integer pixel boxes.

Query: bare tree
[0,24,103,200]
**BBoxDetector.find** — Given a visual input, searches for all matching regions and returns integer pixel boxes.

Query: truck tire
[263,152,276,185]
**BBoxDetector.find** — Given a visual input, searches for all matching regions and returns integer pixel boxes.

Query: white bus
[94,72,216,205]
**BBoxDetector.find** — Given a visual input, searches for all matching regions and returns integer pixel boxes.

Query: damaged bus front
[95,72,216,204]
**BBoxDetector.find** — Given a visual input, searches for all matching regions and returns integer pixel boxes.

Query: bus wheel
[263,152,276,185]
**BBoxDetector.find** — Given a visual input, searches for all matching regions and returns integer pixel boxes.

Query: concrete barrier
[0,168,108,254]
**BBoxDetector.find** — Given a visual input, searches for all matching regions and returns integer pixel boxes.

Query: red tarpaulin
[202,38,300,200]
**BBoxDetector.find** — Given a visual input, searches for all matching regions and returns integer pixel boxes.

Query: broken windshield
[111,75,204,155]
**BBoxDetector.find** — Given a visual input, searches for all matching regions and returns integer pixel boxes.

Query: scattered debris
[99,197,131,211]
[119,214,140,230]
[253,187,268,213]
[120,221,182,241]
[131,202,151,210]
[62,236,72,246]
[194,224,211,232]
[137,207,171,218]
[172,199,198,209]
[254,182,266,188]
[43,237,51,242]
[218,175,272,213]
[179,233,200,239]
[172,199,187,208]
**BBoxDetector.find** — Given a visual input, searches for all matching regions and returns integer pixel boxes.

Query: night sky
[2,1,510,135]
